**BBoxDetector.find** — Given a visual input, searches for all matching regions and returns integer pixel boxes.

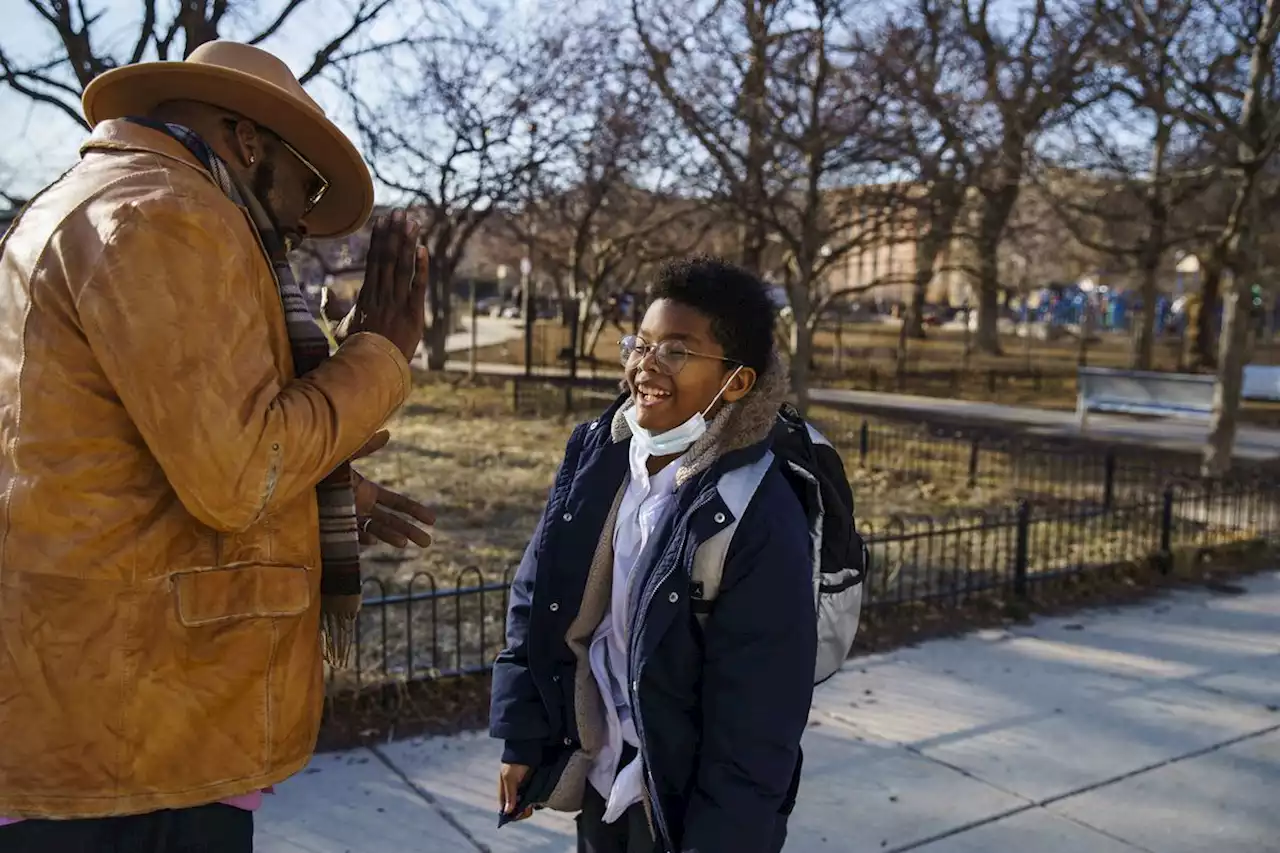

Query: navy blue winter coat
[490,362,818,853]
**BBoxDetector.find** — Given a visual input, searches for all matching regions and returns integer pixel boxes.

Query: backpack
[690,403,865,684]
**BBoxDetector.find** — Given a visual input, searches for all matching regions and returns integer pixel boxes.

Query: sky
[0,0,445,201]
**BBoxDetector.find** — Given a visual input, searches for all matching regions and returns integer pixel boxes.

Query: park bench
[1078,364,1280,429]
[1076,367,1215,429]
[1242,364,1280,402]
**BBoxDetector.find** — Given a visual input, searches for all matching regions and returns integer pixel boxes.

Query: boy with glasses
[491,256,818,853]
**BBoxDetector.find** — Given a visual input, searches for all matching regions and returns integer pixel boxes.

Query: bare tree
[1030,0,1221,370]
[634,0,899,411]
[345,7,577,368]
[515,185,713,361]
[921,0,1105,355]
[869,2,979,346]
[1191,0,1280,475]
[500,40,712,362]
[0,0,404,198]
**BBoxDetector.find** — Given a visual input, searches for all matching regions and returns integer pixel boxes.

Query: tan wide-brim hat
[82,40,374,239]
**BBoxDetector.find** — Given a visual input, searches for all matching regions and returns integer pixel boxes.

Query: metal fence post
[522,282,534,378]
[968,439,981,488]
[1159,486,1175,572]
[859,420,870,466]
[1014,500,1031,598]
[564,299,579,415]
[1103,451,1117,509]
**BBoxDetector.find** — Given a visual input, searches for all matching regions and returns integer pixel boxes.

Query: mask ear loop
[701,365,744,418]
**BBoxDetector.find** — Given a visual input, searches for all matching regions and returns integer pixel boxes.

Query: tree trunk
[975,242,1002,355]
[896,308,913,374]
[905,176,964,341]
[1203,271,1250,477]
[580,308,601,360]
[789,285,814,415]
[1131,258,1161,371]
[1191,257,1224,371]
[583,313,608,363]
[424,258,452,370]
[905,219,950,341]
[1077,300,1092,367]
[903,264,930,340]
[1201,0,1279,472]
[1132,119,1172,371]
[738,1,771,276]
[898,255,935,369]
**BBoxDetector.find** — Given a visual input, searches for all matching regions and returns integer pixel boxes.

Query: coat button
[552,674,561,682]
[563,512,573,522]
[714,512,726,524]
[549,602,560,612]
[668,591,679,603]
[563,737,574,746]
[589,421,599,431]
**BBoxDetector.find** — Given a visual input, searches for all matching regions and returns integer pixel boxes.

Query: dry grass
[353,378,573,590]
[354,379,1098,593]
[332,377,1275,692]
[355,379,1259,591]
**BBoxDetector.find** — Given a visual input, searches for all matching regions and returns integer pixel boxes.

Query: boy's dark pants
[577,784,658,853]
[0,803,252,852]
[577,743,657,853]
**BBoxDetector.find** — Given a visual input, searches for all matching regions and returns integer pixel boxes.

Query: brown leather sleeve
[74,195,410,532]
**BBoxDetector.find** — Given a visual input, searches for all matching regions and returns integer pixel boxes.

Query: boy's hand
[499,763,534,821]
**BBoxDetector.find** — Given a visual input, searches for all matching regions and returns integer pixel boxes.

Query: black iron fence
[330,476,1278,693]
[811,411,1260,509]
[510,374,620,417]
[859,480,1276,608]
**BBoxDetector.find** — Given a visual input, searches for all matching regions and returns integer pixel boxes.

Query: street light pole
[469,275,479,379]
[521,255,534,378]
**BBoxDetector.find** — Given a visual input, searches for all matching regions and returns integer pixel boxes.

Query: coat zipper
[626,491,715,849]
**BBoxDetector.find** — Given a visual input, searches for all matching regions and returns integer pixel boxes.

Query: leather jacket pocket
[172,561,311,626]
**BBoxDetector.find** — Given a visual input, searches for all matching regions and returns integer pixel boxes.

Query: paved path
[809,387,1280,460]
[409,318,526,367]
[259,572,1280,853]
[429,360,1280,460]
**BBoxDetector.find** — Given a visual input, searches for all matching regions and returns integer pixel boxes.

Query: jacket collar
[608,352,789,488]
[79,119,218,188]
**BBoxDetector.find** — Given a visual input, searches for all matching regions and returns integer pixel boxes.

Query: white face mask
[625,366,744,458]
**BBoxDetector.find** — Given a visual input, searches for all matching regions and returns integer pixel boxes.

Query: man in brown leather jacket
[0,41,433,851]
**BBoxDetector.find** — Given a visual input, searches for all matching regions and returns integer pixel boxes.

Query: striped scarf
[137,119,362,667]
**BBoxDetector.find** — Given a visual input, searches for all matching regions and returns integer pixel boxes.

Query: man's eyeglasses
[619,335,739,376]
[222,117,329,215]
[275,135,329,216]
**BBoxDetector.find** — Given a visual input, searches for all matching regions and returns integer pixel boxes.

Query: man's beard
[250,160,298,251]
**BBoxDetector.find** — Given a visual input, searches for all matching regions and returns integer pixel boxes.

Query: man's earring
[248,154,256,165]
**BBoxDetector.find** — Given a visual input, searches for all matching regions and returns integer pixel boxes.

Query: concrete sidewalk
[258,572,1280,853]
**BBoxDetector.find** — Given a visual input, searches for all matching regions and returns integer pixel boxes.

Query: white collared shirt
[586,437,683,824]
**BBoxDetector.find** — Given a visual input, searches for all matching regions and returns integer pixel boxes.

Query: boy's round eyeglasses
[619,335,739,376]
